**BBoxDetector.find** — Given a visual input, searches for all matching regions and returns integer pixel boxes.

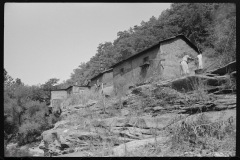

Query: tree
[207,3,236,64]
[15,78,23,86]
[12,85,31,126]
[4,68,15,93]
[65,3,236,86]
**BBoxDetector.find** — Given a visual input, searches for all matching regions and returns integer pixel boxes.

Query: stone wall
[102,71,113,87]
[112,37,199,95]
[160,37,199,80]
[90,71,113,91]
[50,90,68,108]
[113,45,160,94]
[51,90,68,100]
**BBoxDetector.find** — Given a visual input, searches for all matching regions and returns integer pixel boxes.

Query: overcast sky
[4,3,171,86]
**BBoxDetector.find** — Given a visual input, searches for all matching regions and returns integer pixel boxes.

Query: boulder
[153,106,165,111]
[29,147,44,156]
[213,152,227,157]
[214,97,236,105]
[55,151,91,157]
[172,109,236,128]
[121,109,129,116]
[40,129,73,156]
[73,104,84,109]
[207,61,236,76]
[215,104,236,111]
[6,143,17,150]
[157,75,230,92]
[112,136,169,156]
[54,120,70,129]
[131,84,153,96]
[97,114,187,130]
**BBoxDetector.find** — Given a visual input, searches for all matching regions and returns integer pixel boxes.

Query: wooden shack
[110,34,200,94]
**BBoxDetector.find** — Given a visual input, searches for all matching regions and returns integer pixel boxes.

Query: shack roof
[50,89,67,92]
[90,68,113,81]
[65,85,90,90]
[110,34,200,68]
[51,85,89,91]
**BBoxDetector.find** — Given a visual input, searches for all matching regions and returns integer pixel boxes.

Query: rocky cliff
[31,62,236,157]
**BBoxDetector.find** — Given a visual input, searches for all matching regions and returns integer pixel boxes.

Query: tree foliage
[4,70,60,146]
[4,3,236,147]
[63,3,235,87]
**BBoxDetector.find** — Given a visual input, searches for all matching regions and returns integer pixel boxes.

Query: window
[140,56,150,72]
[120,68,124,75]
[143,56,149,63]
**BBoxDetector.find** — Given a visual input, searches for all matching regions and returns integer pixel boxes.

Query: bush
[204,48,217,58]
[4,114,18,136]
[153,87,183,106]
[167,113,236,155]
[47,113,60,126]
[17,108,55,146]
[5,146,33,157]
[18,121,42,146]
[25,100,46,117]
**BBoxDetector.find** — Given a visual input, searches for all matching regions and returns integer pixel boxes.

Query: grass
[164,112,236,156]
[62,89,100,108]
[5,145,33,157]
[42,73,236,157]
[122,111,235,157]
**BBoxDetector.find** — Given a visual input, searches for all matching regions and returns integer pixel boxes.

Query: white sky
[4,3,171,86]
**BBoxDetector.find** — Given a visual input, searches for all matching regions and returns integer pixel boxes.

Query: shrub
[17,108,55,146]
[5,146,33,157]
[167,113,236,155]
[47,113,60,126]
[25,100,46,117]
[18,121,41,146]
[153,87,183,106]
[204,47,217,58]
[4,114,18,136]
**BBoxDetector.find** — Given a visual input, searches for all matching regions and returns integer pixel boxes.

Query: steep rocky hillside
[29,63,236,157]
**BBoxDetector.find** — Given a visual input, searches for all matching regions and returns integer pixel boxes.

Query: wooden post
[102,83,106,114]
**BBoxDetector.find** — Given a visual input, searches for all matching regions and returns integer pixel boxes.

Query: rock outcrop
[37,65,236,157]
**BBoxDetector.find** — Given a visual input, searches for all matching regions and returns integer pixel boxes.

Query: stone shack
[50,89,68,111]
[110,34,200,94]
[89,68,113,91]
[65,85,90,95]
[50,85,90,109]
